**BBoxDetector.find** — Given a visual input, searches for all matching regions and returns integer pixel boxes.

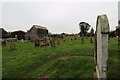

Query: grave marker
[34,39,40,47]
[95,14,109,79]
[10,43,16,50]
[2,40,6,47]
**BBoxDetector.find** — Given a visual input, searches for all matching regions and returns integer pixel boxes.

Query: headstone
[10,43,16,50]
[81,34,84,44]
[45,37,50,46]
[57,38,60,45]
[51,38,56,48]
[1,40,6,47]
[70,38,72,45]
[34,39,40,47]
[21,39,24,43]
[95,14,109,79]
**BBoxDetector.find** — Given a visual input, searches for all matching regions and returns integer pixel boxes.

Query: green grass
[108,38,120,78]
[2,37,119,78]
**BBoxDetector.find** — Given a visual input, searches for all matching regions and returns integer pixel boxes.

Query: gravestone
[2,40,6,47]
[45,37,50,46]
[57,38,60,45]
[70,38,72,45]
[10,43,16,50]
[95,14,109,79]
[51,38,56,48]
[21,39,24,43]
[34,39,40,47]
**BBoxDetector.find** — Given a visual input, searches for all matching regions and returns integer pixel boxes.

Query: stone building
[0,28,8,38]
[11,30,26,40]
[25,25,48,41]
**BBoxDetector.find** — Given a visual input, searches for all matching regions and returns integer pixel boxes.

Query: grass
[2,37,119,78]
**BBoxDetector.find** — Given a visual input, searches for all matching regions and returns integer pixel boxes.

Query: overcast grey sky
[0,0,119,33]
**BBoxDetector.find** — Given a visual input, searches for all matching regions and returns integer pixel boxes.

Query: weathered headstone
[21,39,24,43]
[51,38,56,48]
[57,38,60,45]
[70,38,72,45]
[10,43,16,50]
[45,37,50,46]
[95,14,109,79]
[34,39,40,47]
[2,40,6,47]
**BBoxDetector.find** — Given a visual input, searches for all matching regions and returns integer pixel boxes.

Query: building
[0,28,8,38]
[25,25,48,41]
[11,30,26,40]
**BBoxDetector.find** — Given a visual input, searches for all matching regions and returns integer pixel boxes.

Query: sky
[0,0,119,34]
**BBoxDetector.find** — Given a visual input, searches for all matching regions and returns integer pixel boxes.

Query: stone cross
[95,14,109,79]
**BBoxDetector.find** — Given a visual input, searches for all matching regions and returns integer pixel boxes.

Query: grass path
[23,55,94,78]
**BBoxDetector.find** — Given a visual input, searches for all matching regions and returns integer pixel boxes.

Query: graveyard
[1,1,120,79]
[2,36,119,78]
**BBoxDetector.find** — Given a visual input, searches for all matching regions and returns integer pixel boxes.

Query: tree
[90,28,94,37]
[79,22,91,36]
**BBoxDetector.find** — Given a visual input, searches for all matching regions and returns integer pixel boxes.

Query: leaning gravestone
[10,43,16,50]
[95,14,109,79]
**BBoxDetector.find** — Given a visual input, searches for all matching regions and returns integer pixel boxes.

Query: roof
[0,28,8,33]
[33,25,48,30]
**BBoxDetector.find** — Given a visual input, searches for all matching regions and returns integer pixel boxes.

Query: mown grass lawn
[2,37,119,78]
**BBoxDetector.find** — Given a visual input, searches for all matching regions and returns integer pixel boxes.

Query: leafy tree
[79,22,91,36]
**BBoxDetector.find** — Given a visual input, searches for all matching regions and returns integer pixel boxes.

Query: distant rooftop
[33,25,48,30]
